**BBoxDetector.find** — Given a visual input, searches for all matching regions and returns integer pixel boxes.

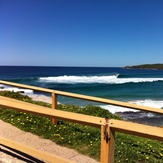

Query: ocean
[0,66,163,126]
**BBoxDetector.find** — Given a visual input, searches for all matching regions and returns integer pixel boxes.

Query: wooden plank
[0,96,163,141]
[1,80,163,115]
[100,125,109,163]
[0,96,105,127]
[1,96,163,141]
[52,92,57,124]
[0,80,53,93]
[100,121,115,163]
[0,137,77,163]
[108,128,115,163]
[109,119,163,141]
[55,90,163,115]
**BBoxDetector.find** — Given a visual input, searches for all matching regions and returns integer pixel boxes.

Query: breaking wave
[101,99,163,116]
[39,75,163,84]
[100,99,163,114]
[0,84,33,94]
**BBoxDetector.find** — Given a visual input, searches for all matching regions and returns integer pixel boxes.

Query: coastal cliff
[124,63,163,70]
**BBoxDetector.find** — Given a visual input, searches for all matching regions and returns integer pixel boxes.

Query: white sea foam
[39,75,118,84]
[100,105,137,114]
[130,99,163,108]
[39,75,163,84]
[0,84,33,94]
[99,99,163,114]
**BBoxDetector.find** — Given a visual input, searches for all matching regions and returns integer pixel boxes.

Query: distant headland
[124,63,163,70]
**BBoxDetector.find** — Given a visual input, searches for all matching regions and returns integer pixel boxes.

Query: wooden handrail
[109,119,163,141]
[54,90,163,114]
[0,96,162,141]
[0,80,53,93]
[0,96,105,128]
[0,137,77,163]
[1,80,163,114]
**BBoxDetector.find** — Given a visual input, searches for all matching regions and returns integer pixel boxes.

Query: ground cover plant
[0,91,162,162]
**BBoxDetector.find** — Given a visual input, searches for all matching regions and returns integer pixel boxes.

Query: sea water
[0,66,163,126]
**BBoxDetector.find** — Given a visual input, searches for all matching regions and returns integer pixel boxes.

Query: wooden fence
[0,80,163,163]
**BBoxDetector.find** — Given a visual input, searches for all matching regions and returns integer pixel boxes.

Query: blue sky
[1,0,163,67]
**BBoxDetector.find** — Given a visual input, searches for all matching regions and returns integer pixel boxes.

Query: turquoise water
[0,66,163,126]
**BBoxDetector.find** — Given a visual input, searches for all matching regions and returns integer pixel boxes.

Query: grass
[0,91,163,162]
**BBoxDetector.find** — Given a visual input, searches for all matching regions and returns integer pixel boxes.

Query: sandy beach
[29,94,53,104]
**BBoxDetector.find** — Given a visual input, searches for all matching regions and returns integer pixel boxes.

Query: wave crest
[100,99,163,114]
[39,75,119,84]
[0,84,33,94]
[39,75,163,84]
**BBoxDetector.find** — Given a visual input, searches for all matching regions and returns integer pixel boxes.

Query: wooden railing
[0,80,163,163]
[0,136,76,163]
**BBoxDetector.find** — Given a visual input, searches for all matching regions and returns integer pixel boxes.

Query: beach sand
[29,94,53,104]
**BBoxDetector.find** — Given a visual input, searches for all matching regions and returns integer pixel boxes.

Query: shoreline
[28,94,61,105]
[29,94,52,104]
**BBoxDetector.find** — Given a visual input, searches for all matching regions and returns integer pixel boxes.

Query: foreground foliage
[0,91,162,162]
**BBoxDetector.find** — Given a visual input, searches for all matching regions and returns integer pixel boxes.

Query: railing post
[100,118,115,163]
[52,91,57,125]
[100,125,109,163]
[109,128,115,163]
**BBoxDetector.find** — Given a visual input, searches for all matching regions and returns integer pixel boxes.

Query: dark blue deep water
[0,66,163,126]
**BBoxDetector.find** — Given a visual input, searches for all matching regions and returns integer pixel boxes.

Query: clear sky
[1,0,163,67]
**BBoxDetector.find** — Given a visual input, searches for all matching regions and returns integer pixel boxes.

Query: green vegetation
[125,63,163,69]
[0,91,163,162]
